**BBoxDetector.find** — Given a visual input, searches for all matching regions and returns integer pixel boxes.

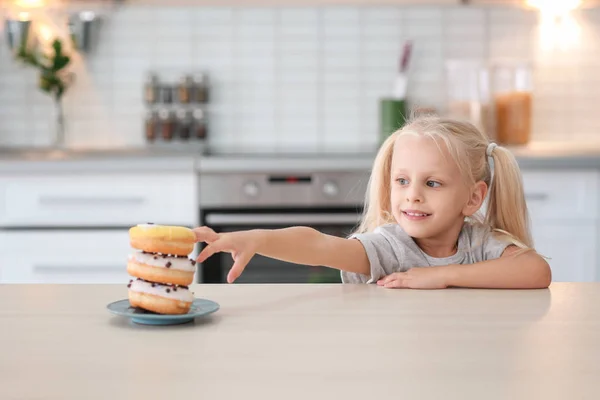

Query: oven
[198,169,369,284]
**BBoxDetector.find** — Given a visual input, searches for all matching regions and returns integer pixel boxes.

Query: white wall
[0,5,599,152]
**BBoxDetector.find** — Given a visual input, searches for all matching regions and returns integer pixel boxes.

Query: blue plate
[106,298,220,325]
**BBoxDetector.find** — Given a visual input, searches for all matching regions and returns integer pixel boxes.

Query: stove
[196,152,374,284]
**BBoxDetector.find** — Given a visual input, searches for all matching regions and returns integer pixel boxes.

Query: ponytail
[485,146,533,248]
[354,132,398,234]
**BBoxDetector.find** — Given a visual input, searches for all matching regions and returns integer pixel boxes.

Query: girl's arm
[378,246,551,289]
[195,226,370,283]
[445,246,551,289]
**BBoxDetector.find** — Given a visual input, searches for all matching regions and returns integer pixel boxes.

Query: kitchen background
[1,0,599,286]
[0,1,598,151]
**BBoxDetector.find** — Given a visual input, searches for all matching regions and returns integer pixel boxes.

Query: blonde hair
[355,115,533,249]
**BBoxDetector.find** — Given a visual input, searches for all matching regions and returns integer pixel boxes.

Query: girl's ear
[463,181,488,217]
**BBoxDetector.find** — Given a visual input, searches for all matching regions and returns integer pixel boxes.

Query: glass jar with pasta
[491,60,533,145]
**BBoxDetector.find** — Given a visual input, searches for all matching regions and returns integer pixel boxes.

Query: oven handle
[204,213,361,226]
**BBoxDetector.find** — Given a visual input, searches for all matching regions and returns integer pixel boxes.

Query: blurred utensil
[393,40,412,99]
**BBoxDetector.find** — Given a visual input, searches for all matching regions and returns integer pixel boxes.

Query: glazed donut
[127,278,193,315]
[127,251,196,286]
[129,224,196,256]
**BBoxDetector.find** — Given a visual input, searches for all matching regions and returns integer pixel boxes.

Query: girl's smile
[401,209,432,221]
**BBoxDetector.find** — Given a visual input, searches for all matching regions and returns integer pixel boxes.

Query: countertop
[1,283,599,399]
[0,141,599,173]
[0,148,198,173]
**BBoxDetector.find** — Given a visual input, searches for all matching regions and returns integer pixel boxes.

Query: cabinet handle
[33,265,124,274]
[205,213,361,226]
[38,196,146,207]
[525,193,549,202]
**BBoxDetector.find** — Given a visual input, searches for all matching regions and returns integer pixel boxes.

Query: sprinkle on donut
[127,224,196,314]
[133,277,190,291]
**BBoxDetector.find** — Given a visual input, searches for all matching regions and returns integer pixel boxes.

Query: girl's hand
[194,227,262,283]
[377,266,451,289]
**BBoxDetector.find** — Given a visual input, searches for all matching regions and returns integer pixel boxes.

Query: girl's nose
[406,185,423,203]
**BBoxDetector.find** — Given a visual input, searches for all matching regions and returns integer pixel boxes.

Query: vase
[53,99,66,148]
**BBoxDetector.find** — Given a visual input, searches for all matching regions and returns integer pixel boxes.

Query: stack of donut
[126,223,197,315]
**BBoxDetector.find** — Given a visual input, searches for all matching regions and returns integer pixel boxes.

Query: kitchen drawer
[531,222,597,282]
[0,230,135,283]
[521,170,599,221]
[0,173,197,227]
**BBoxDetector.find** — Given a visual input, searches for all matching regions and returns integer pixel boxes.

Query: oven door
[198,208,361,284]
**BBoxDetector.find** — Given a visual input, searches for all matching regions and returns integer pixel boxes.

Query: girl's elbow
[531,257,552,289]
[540,261,552,288]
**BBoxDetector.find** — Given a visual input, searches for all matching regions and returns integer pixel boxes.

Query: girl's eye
[426,180,441,188]
[397,178,409,186]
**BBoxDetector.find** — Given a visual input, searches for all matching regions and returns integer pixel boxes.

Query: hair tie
[486,142,497,157]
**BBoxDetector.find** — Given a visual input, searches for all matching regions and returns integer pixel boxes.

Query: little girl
[194,116,551,289]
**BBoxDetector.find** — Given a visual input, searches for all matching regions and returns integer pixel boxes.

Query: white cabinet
[0,172,197,228]
[0,170,198,284]
[0,230,133,283]
[521,169,600,282]
[531,223,597,282]
[522,170,598,221]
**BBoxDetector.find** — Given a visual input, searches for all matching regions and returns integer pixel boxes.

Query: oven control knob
[322,181,339,197]
[243,181,260,198]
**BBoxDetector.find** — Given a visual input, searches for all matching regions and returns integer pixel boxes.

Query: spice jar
[177,75,193,104]
[159,84,174,104]
[192,73,209,103]
[192,108,207,139]
[491,60,533,145]
[144,74,159,104]
[158,109,176,141]
[144,110,158,142]
[176,109,192,140]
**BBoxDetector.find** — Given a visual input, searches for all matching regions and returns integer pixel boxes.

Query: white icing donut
[128,278,194,303]
[128,252,196,272]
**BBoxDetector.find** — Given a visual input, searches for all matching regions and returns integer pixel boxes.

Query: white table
[0,283,598,399]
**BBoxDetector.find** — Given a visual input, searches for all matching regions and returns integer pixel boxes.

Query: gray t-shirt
[341,222,511,284]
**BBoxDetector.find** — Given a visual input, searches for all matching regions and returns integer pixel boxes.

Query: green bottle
[379,98,407,142]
